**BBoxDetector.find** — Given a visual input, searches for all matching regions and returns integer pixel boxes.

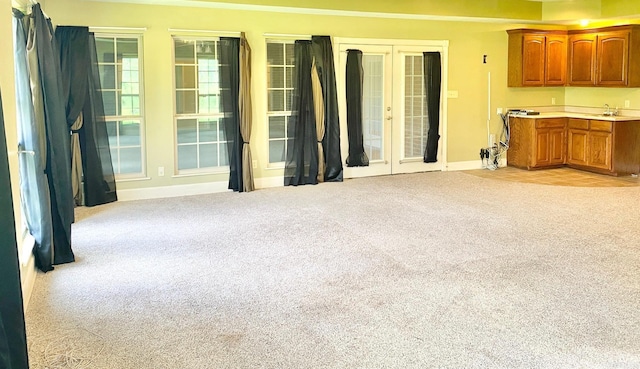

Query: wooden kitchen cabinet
[507,117,566,169]
[510,25,640,87]
[507,30,567,87]
[568,34,597,85]
[565,118,640,175]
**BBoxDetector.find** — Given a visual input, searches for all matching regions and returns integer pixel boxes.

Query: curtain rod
[168,28,241,35]
[89,26,147,31]
[263,33,312,39]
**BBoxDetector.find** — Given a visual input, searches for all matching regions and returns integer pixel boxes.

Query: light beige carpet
[25,171,640,368]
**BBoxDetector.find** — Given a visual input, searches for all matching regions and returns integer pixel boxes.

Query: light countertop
[508,111,640,122]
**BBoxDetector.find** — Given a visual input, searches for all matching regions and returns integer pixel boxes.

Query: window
[404,55,428,159]
[173,37,228,173]
[95,35,145,177]
[266,40,295,164]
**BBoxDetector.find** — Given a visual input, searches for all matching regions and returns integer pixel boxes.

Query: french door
[336,39,447,178]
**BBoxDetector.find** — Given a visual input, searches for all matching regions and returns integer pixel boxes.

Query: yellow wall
[12,0,640,194]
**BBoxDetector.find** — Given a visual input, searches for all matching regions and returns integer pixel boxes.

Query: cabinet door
[522,34,546,86]
[545,35,567,86]
[549,128,565,165]
[567,129,588,165]
[588,131,612,170]
[597,31,629,86]
[533,128,550,167]
[568,34,597,85]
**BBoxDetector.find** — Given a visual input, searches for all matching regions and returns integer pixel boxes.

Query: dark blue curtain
[0,88,30,369]
[31,4,75,265]
[219,37,243,192]
[311,36,343,182]
[345,49,369,167]
[423,52,442,163]
[284,40,319,186]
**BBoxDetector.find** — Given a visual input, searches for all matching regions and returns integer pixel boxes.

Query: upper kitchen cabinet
[508,30,567,87]
[567,33,597,85]
[509,25,640,87]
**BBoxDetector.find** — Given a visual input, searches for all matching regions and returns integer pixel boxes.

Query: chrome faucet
[604,104,611,116]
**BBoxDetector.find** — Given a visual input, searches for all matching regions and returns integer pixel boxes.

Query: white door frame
[334,37,449,177]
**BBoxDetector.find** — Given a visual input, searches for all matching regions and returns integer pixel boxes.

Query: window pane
[177,145,197,170]
[174,39,195,64]
[199,143,217,168]
[106,120,118,147]
[177,119,197,144]
[269,140,285,163]
[197,40,217,58]
[117,38,138,60]
[175,65,196,89]
[176,90,197,114]
[119,120,140,146]
[285,43,295,64]
[267,43,284,65]
[269,90,285,112]
[198,95,219,114]
[286,66,294,88]
[269,67,284,89]
[119,147,142,174]
[199,119,217,142]
[269,116,286,139]
[219,142,229,166]
[99,64,116,89]
[102,91,117,116]
[96,38,114,63]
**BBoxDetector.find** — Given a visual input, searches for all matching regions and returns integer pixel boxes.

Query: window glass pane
[96,38,114,63]
[177,119,197,144]
[269,90,285,112]
[267,43,284,65]
[110,148,118,172]
[117,38,138,60]
[102,91,117,116]
[177,145,197,170]
[285,43,295,65]
[199,119,218,142]
[286,66,294,88]
[106,120,118,147]
[119,147,142,174]
[197,40,217,58]
[269,67,284,89]
[176,90,197,114]
[269,140,285,163]
[99,65,116,89]
[175,65,196,89]
[269,116,286,139]
[174,39,195,64]
[199,143,217,168]
[198,95,219,114]
[219,142,229,166]
[119,120,140,146]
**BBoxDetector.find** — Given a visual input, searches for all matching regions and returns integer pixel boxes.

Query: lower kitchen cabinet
[507,117,566,169]
[512,116,640,176]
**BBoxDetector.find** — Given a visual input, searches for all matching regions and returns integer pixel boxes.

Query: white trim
[169,28,241,36]
[83,0,556,24]
[19,233,35,267]
[255,176,284,189]
[117,181,230,201]
[446,158,507,171]
[89,26,147,32]
[20,256,36,311]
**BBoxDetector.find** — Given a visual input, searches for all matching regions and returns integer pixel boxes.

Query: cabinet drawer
[590,120,613,132]
[568,118,589,129]
[535,118,566,128]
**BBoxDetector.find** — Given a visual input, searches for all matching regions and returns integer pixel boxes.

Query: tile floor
[465,166,640,187]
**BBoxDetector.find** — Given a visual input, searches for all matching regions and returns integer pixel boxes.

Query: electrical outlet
[496,108,503,115]
[625,100,630,108]
[252,160,257,169]
[551,97,556,105]
[158,166,165,177]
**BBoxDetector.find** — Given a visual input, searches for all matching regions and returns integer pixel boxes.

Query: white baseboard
[255,176,284,189]
[117,181,231,201]
[446,158,507,171]
[20,255,36,311]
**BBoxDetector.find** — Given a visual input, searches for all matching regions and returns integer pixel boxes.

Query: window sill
[115,176,151,183]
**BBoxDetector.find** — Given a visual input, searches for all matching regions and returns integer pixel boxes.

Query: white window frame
[95,32,146,180]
